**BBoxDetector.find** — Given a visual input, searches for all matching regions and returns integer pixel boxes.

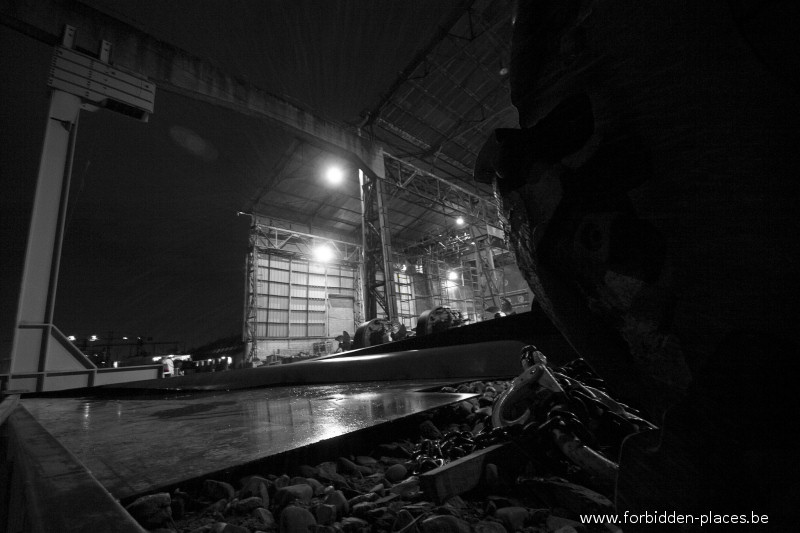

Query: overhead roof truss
[251,216,361,265]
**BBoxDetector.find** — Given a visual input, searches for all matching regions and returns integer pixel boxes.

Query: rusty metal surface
[22,381,474,500]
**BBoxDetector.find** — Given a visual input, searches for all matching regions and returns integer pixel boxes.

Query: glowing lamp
[325,166,344,185]
[314,244,335,262]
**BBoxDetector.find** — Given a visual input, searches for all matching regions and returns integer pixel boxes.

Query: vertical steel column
[358,169,398,320]
[358,169,375,318]
[374,176,398,319]
[243,222,259,365]
[353,260,365,328]
[478,202,499,307]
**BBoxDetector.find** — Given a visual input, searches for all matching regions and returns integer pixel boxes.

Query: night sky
[0,1,462,356]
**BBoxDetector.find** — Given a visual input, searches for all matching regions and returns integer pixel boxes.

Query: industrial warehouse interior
[1,1,798,532]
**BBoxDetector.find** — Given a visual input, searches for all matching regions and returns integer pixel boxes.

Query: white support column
[9,90,95,385]
[4,28,160,392]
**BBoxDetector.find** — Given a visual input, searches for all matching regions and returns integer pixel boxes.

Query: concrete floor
[22,381,475,500]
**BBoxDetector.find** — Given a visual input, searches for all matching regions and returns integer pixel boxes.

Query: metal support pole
[359,169,398,320]
[9,89,92,383]
[374,177,398,319]
[359,169,376,319]
[243,222,259,365]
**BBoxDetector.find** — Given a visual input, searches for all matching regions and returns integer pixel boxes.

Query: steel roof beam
[1,0,385,180]
[382,152,496,209]
[362,0,475,129]
[254,194,434,245]
[374,117,473,176]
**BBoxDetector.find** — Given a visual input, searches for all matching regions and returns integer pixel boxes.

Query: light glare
[314,244,335,262]
[325,166,344,185]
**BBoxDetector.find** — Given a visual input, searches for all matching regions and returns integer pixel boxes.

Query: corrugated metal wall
[254,252,356,357]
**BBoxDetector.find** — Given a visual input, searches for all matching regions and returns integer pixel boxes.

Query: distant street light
[456,216,465,226]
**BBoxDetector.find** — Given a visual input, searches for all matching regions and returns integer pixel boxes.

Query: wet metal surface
[22,381,474,500]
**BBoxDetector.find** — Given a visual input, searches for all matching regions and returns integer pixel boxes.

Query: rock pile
[125,379,624,533]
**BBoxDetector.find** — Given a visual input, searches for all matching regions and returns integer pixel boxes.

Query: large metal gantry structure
[1,0,511,391]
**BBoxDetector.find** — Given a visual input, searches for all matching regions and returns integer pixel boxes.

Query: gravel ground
[125,374,632,533]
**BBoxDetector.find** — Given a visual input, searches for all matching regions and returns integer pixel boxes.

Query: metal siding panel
[268,296,289,309]
[271,269,290,283]
[290,286,307,298]
[267,323,288,337]
[309,287,326,299]
[291,271,308,285]
[269,309,289,322]
[290,299,307,311]
[290,310,308,323]
[271,256,291,270]
[269,281,289,296]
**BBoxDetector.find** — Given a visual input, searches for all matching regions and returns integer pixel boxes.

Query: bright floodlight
[456,216,465,226]
[314,244,335,262]
[448,270,458,281]
[325,165,345,185]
